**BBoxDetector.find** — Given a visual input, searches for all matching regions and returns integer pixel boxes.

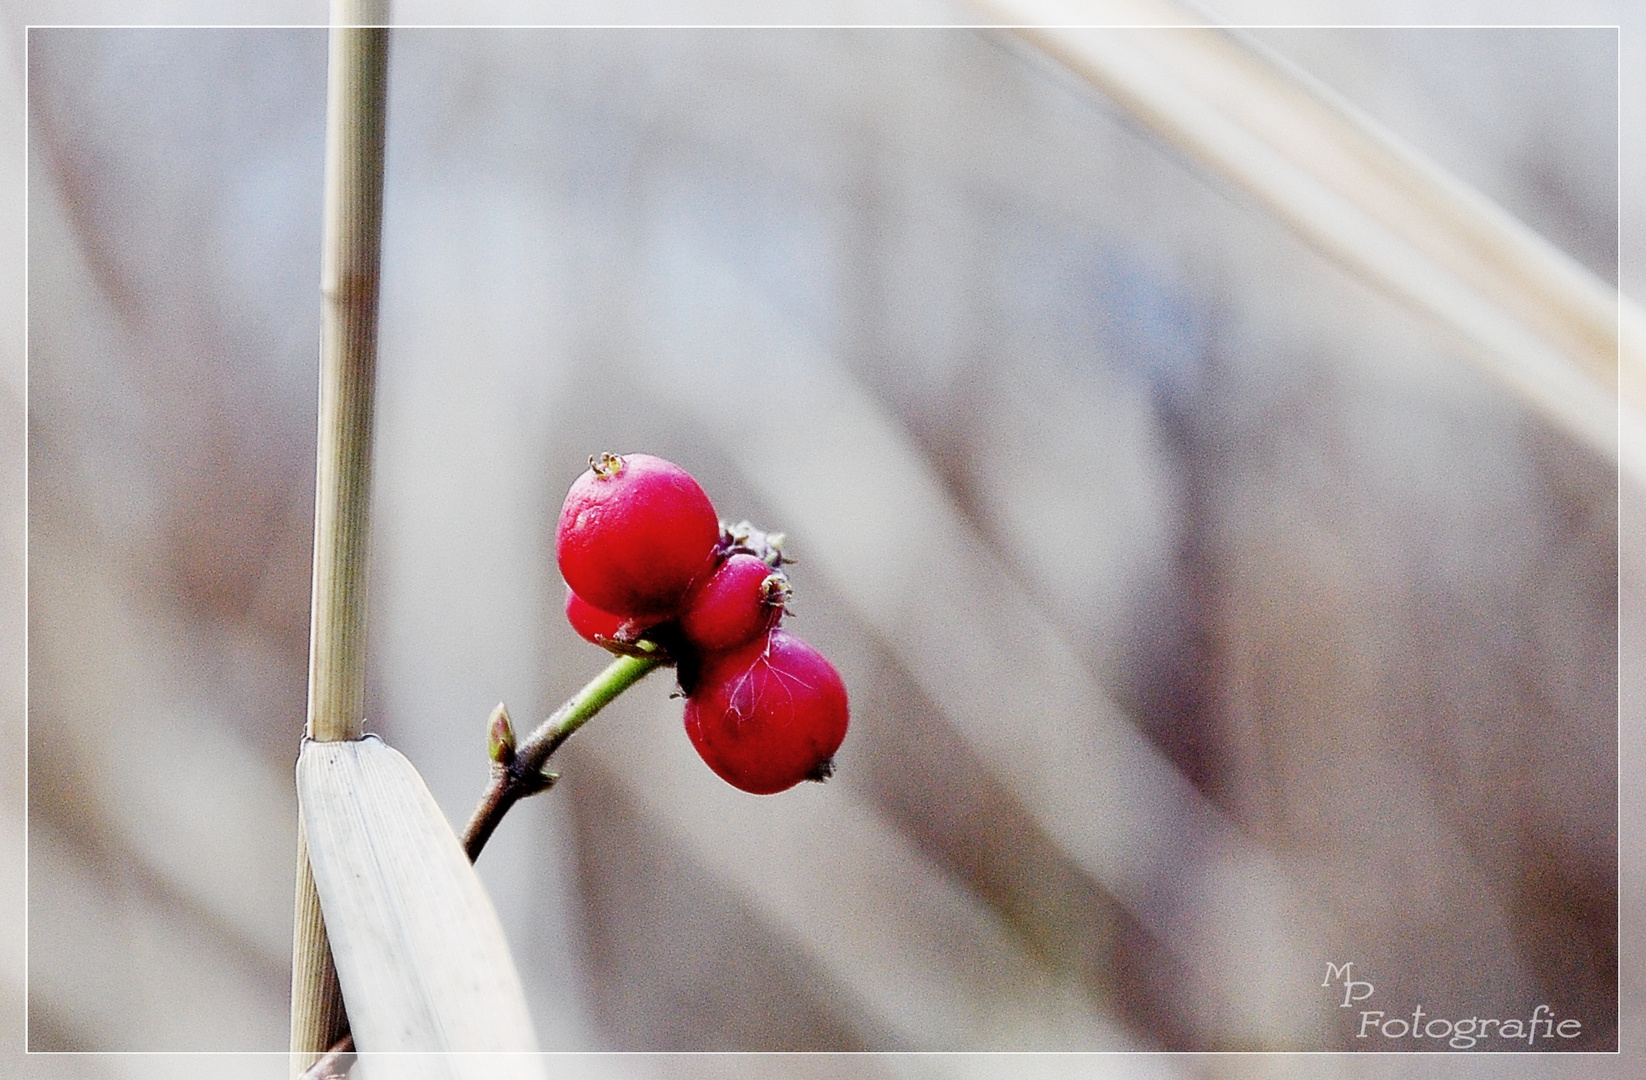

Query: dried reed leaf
[297,736,544,1079]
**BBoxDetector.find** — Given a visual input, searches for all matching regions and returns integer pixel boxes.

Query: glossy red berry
[556,453,720,618]
[564,587,659,651]
[678,553,790,654]
[683,629,849,795]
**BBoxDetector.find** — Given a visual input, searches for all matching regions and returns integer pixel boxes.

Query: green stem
[517,651,664,772]
[460,651,666,861]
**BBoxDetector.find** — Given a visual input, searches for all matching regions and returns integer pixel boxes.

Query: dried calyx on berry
[719,519,789,569]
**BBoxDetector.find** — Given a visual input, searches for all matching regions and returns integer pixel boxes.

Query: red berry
[556,453,720,618]
[678,553,789,653]
[683,629,848,795]
[564,587,659,651]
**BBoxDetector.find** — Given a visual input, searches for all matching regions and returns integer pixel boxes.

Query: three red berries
[556,452,848,794]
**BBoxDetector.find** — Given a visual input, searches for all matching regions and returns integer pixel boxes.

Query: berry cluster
[556,453,848,794]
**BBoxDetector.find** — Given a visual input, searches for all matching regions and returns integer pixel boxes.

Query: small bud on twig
[460,654,663,862]
[487,702,516,766]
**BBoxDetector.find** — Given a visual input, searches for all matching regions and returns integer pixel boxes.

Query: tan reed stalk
[291,1,389,1073]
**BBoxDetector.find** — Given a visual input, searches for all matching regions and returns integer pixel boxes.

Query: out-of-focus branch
[977,0,1643,478]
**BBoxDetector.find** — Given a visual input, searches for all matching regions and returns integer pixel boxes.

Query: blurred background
[7,1,1641,1076]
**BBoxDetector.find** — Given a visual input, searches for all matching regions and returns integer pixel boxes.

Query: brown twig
[299,1035,356,1080]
